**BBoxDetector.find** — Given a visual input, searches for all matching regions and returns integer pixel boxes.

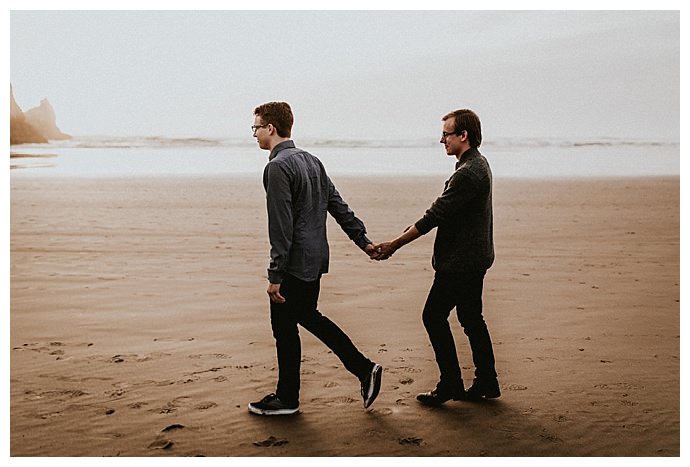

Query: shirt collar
[456,147,480,170]
[269,140,296,161]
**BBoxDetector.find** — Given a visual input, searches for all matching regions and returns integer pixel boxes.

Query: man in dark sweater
[375,109,499,406]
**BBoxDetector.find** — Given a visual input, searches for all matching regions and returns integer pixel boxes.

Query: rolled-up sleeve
[327,177,371,250]
[264,162,293,284]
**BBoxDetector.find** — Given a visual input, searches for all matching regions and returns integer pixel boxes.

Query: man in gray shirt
[248,101,382,416]
[375,109,499,406]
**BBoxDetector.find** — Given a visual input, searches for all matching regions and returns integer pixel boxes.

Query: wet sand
[9,175,679,456]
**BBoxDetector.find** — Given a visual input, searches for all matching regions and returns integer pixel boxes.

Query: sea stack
[10,85,47,145]
[24,98,71,141]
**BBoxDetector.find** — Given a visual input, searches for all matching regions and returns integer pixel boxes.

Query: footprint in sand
[33,389,88,401]
[594,382,643,391]
[399,437,423,446]
[13,341,92,357]
[136,352,172,362]
[106,388,127,399]
[194,401,218,410]
[148,439,174,450]
[157,404,177,414]
[187,353,232,360]
[310,396,357,406]
[505,384,527,391]
[253,436,288,447]
[38,411,63,420]
[538,430,562,443]
[161,424,185,432]
[12,343,39,351]
[490,424,519,438]
[154,397,191,414]
[106,352,171,364]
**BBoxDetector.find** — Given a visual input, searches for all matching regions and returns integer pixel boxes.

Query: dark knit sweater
[414,147,494,273]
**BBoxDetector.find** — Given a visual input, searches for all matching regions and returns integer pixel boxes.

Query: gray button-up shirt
[263,140,372,284]
[414,147,495,273]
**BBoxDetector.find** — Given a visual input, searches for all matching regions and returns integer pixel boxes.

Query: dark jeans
[422,270,497,392]
[270,274,373,404]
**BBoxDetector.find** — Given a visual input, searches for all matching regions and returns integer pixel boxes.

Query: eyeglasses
[441,129,465,140]
[251,124,268,133]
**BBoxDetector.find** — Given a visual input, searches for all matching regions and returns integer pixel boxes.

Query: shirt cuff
[355,234,372,251]
[267,270,284,284]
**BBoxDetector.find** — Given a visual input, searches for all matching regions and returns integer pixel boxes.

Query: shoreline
[9,172,682,180]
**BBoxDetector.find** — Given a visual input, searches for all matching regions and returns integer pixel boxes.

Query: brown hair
[443,109,482,148]
[254,102,294,138]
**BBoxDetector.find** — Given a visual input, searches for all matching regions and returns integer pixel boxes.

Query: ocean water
[9,136,680,179]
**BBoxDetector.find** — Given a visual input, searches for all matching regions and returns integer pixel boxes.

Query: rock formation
[10,85,71,144]
[10,85,47,145]
[25,98,71,141]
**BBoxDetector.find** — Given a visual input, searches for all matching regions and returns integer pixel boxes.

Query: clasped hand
[365,242,396,261]
[365,224,414,261]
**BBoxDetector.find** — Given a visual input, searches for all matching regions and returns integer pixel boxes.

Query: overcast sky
[9,9,680,141]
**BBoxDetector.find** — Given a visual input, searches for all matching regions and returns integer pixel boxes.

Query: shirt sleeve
[264,161,293,284]
[326,177,371,250]
[414,171,479,234]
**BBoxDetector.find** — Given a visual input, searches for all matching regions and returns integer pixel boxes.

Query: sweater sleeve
[414,171,479,234]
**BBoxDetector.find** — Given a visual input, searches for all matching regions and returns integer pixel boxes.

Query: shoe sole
[363,364,383,408]
[416,397,448,407]
[416,394,463,406]
[466,391,501,401]
[247,404,300,416]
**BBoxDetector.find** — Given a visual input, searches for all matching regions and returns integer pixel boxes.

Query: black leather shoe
[465,378,501,401]
[416,388,466,406]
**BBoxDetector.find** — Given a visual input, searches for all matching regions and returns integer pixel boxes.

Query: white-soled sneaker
[248,393,300,416]
[361,363,383,408]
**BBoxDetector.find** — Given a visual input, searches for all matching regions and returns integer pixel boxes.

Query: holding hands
[366,225,420,261]
[366,241,397,261]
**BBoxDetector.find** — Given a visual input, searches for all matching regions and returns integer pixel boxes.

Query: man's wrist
[267,271,283,284]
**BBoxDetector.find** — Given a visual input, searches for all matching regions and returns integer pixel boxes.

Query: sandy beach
[9,174,679,457]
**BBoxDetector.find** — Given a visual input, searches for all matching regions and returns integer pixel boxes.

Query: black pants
[422,270,497,392]
[270,274,373,405]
